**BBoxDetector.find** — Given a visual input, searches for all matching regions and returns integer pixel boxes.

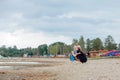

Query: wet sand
[0,58,120,80]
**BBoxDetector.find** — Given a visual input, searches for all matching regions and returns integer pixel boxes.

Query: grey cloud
[0,0,120,39]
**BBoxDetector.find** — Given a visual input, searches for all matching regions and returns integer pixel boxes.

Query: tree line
[0,35,120,57]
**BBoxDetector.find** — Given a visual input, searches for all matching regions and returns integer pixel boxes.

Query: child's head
[74,45,78,50]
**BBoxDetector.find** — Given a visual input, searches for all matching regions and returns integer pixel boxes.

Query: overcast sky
[0,0,120,48]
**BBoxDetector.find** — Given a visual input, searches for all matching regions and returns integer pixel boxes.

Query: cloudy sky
[0,0,120,48]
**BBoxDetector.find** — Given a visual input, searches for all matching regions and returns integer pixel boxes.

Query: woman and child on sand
[70,45,87,63]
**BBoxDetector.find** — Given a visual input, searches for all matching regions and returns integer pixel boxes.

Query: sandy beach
[0,58,120,80]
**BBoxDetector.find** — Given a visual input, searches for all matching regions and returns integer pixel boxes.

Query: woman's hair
[77,45,82,51]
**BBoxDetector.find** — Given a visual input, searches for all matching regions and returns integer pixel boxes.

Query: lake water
[0,66,26,70]
[0,62,50,70]
[0,62,40,64]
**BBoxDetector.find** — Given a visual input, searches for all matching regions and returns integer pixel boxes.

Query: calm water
[0,66,29,70]
[0,62,40,64]
[0,62,50,70]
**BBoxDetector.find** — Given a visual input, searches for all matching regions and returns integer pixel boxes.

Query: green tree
[78,36,85,51]
[104,35,117,50]
[38,44,48,56]
[72,39,78,47]
[48,45,57,55]
[86,38,92,51]
[92,38,103,50]
[63,45,72,54]
[32,48,38,56]
[48,42,65,55]
[118,43,120,50]
[0,45,8,57]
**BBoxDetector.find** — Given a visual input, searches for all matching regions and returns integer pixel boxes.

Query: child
[70,45,78,62]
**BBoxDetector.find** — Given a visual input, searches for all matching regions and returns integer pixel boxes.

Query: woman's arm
[72,51,77,57]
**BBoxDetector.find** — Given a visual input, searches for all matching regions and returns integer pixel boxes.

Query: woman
[70,45,87,63]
